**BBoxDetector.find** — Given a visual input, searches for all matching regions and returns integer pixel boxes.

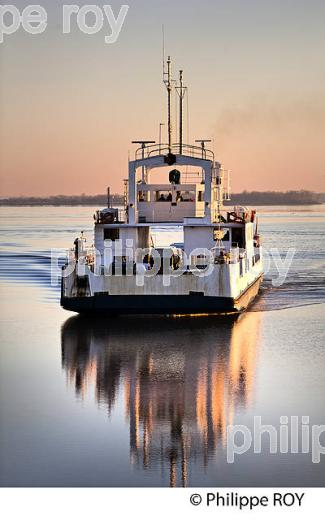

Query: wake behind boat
[61,57,263,315]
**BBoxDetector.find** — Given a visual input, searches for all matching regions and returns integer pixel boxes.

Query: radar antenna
[195,139,212,159]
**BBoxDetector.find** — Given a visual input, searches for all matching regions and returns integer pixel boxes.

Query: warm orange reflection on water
[61,312,261,487]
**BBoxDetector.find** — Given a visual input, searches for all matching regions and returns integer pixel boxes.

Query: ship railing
[65,245,243,275]
[136,209,232,224]
[138,171,205,184]
[135,143,214,162]
[96,208,127,224]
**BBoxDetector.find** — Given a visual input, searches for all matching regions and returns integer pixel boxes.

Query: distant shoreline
[0,191,324,207]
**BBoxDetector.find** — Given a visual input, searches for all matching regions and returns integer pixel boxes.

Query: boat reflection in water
[61,312,261,487]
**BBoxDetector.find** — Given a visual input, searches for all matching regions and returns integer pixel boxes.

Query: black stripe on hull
[61,275,262,316]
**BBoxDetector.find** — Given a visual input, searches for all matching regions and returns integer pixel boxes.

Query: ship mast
[164,56,173,153]
[176,70,187,154]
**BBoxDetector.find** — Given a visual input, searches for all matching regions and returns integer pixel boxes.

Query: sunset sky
[1,0,325,196]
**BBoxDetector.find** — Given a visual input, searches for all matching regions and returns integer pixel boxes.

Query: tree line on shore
[224,190,324,206]
[0,190,324,206]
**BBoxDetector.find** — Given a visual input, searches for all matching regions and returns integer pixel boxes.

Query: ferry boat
[61,57,263,315]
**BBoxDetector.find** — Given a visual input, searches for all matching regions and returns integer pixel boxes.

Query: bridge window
[182,191,195,202]
[155,191,172,201]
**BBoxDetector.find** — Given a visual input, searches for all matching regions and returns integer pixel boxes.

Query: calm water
[0,205,324,487]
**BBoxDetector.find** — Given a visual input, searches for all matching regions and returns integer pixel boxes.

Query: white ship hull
[61,259,263,315]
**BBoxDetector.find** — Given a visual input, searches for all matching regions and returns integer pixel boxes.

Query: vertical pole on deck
[179,70,184,154]
[128,162,136,225]
[204,164,212,222]
[164,56,173,154]
[159,123,165,154]
[176,70,187,155]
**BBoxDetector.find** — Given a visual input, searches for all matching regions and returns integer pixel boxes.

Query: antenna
[163,56,173,153]
[195,139,212,159]
[175,70,187,154]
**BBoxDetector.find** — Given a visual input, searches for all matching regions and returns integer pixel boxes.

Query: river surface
[0,205,324,486]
